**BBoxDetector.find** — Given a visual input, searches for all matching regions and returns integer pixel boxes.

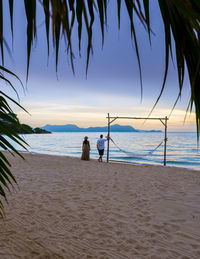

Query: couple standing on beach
[81,134,108,162]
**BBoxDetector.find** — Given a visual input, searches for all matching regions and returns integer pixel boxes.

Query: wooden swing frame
[106,113,168,166]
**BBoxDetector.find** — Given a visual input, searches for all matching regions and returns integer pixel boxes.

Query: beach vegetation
[0,95,28,217]
[0,0,200,216]
[33,127,51,134]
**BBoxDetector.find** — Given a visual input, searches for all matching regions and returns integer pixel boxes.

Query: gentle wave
[2,132,200,171]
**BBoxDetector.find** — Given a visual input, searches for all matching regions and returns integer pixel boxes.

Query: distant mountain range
[41,124,162,133]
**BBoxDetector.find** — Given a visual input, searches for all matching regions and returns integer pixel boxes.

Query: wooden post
[107,113,110,163]
[164,116,168,166]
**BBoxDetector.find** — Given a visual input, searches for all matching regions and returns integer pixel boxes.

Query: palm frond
[117,0,121,29]
[24,0,36,80]
[0,65,28,217]
[20,1,200,136]
[9,0,14,38]
[157,1,200,139]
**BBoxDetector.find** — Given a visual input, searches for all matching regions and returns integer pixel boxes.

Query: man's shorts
[98,149,104,156]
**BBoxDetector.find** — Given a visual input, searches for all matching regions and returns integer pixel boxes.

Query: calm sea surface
[6,132,200,171]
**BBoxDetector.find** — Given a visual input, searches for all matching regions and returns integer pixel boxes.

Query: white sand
[0,152,200,258]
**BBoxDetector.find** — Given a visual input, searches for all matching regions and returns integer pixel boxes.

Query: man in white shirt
[97,134,108,162]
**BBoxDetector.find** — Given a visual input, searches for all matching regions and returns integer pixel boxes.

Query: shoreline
[0,152,200,258]
[18,150,200,172]
[7,131,200,171]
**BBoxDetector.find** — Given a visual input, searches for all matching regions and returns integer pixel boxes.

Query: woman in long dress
[81,136,90,160]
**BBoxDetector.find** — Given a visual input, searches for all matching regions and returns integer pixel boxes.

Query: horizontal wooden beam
[106,116,168,120]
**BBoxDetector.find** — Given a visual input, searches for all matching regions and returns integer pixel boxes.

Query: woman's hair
[83,139,89,144]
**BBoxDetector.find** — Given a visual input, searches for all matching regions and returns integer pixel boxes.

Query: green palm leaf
[0,66,28,217]
[24,0,36,80]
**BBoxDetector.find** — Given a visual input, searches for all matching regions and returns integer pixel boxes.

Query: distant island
[0,113,51,134]
[8,124,51,134]
[41,124,162,133]
[0,119,51,135]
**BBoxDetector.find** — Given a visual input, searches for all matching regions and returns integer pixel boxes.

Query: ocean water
[6,132,200,171]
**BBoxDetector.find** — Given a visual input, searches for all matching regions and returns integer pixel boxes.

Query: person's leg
[98,150,101,162]
[98,149,104,162]
[101,149,104,162]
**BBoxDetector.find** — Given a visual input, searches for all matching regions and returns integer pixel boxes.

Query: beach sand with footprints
[1,152,200,258]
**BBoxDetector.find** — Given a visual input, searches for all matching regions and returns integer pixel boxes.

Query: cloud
[14,97,196,132]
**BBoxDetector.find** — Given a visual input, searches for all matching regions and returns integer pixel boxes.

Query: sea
[6,131,200,171]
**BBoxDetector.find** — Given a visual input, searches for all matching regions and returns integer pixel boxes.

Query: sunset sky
[3,1,196,132]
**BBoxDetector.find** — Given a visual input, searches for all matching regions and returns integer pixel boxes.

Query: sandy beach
[0,152,200,258]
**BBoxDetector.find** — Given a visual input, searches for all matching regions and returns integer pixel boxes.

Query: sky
[2,1,196,132]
